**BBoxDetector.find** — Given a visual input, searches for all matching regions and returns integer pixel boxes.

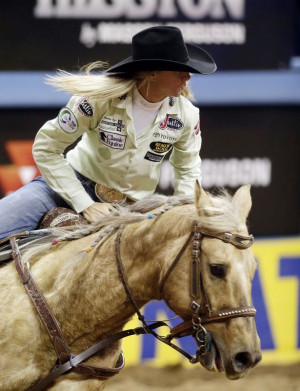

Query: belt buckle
[94,184,127,205]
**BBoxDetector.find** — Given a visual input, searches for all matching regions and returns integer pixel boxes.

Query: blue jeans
[0,173,98,240]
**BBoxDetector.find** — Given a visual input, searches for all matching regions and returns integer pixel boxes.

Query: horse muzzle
[198,335,262,379]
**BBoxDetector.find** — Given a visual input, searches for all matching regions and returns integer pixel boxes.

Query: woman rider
[0,25,216,239]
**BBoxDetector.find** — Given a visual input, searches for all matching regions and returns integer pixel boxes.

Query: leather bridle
[161,222,256,358]
[115,220,256,362]
[10,219,256,390]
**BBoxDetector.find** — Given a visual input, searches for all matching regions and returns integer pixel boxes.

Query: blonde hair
[46,61,194,100]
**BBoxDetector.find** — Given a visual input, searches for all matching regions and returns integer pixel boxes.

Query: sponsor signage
[0,0,296,70]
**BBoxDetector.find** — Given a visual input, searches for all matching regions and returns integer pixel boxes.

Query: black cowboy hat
[106,26,216,75]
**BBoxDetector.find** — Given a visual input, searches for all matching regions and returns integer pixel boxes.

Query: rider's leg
[0,176,69,240]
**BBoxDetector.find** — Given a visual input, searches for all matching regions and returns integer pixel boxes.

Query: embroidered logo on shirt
[100,130,126,150]
[77,97,94,117]
[159,114,184,131]
[194,119,200,135]
[144,151,164,163]
[58,108,78,133]
[116,120,124,132]
[150,142,172,154]
[153,132,177,142]
[100,117,125,132]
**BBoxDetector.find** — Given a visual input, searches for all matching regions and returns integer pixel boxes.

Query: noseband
[115,220,256,363]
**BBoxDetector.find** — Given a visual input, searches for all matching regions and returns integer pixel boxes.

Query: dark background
[0,0,297,71]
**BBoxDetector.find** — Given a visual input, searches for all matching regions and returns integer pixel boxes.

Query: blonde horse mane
[22,189,244,266]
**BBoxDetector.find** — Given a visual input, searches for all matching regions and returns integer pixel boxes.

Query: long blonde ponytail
[45,61,137,100]
[46,60,194,101]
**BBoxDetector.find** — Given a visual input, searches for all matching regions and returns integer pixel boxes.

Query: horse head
[160,183,261,379]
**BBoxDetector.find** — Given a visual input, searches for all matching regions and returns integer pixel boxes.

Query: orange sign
[0,140,40,196]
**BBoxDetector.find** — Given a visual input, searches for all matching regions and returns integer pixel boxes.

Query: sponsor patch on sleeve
[77,97,94,117]
[58,108,78,133]
[144,151,164,163]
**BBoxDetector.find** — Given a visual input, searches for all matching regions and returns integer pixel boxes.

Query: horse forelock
[196,189,248,234]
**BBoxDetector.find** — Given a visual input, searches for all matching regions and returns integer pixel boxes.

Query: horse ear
[233,185,252,221]
[194,180,212,209]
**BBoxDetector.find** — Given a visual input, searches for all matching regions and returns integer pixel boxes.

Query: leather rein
[11,220,256,390]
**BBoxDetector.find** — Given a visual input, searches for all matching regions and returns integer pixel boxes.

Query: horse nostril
[233,352,252,372]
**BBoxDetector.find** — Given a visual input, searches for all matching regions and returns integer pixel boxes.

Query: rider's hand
[82,202,114,223]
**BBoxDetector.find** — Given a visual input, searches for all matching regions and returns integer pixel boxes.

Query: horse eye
[210,264,226,278]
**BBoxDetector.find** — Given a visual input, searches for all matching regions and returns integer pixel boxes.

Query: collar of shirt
[111,87,182,146]
[111,86,181,118]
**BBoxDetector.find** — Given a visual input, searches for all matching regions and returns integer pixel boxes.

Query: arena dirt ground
[105,363,300,391]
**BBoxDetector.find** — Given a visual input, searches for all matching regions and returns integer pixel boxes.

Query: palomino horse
[0,183,261,390]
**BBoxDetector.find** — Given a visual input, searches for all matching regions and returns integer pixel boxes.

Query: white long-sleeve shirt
[32,87,202,213]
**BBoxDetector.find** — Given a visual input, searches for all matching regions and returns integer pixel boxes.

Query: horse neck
[37,205,194,350]
[35,232,133,346]
[120,203,195,301]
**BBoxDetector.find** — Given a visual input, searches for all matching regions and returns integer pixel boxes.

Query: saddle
[0,207,88,265]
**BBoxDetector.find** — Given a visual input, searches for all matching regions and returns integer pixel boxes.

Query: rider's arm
[32,96,105,213]
[169,102,202,195]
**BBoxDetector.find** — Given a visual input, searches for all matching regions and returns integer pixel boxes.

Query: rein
[11,219,256,390]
